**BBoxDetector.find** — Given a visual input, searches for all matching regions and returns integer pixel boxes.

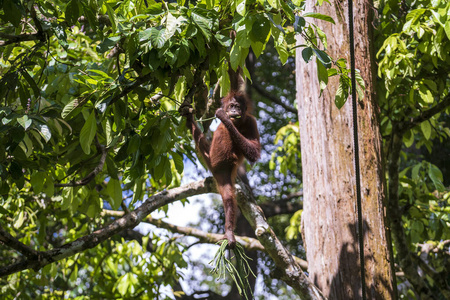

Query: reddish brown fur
[184,91,261,248]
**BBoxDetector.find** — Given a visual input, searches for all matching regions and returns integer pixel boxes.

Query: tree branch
[0,226,39,259]
[0,177,317,298]
[0,33,43,46]
[0,177,216,278]
[102,210,309,269]
[108,73,154,106]
[250,82,298,114]
[235,180,324,299]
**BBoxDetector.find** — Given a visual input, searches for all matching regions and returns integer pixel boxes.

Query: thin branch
[55,138,107,187]
[0,33,42,46]
[250,82,298,114]
[102,210,309,269]
[103,210,264,250]
[0,226,39,259]
[109,73,153,106]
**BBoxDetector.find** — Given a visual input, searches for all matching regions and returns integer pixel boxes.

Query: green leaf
[150,28,167,48]
[236,0,246,16]
[316,58,328,95]
[61,187,74,210]
[230,44,242,71]
[444,20,450,40]
[250,16,270,43]
[17,115,32,130]
[302,47,313,63]
[116,273,130,296]
[104,3,117,33]
[312,48,332,68]
[275,44,289,65]
[106,179,122,210]
[21,71,40,97]
[154,155,168,181]
[403,130,414,148]
[53,24,69,50]
[428,164,444,192]
[172,152,184,174]
[3,0,22,27]
[303,12,335,24]
[418,85,433,103]
[97,36,121,53]
[13,211,25,229]
[31,171,45,194]
[165,12,179,40]
[335,76,350,109]
[315,25,327,49]
[191,8,213,41]
[80,110,97,155]
[420,121,431,140]
[294,15,306,33]
[267,0,280,9]
[127,134,141,154]
[403,9,426,32]
[65,0,80,25]
[38,124,52,142]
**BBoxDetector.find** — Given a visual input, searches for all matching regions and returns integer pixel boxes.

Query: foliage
[270,122,300,176]
[377,0,450,297]
[0,0,335,298]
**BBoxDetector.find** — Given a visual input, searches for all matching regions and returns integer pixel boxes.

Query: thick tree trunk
[296,0,395,299]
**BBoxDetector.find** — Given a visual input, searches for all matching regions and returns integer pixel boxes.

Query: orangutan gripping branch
[183,91,261,248]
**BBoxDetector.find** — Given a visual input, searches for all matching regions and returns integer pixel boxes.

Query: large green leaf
[80,110,97,155]
[106,179,123,210]
[303,12,335,24]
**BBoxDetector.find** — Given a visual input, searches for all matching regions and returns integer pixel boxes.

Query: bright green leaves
[104,3,118,33]
[80,110,97,155]
[191,8,217,42]
[270,123,301,176]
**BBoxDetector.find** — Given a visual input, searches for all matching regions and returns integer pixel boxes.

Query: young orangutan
[183,91,261,248]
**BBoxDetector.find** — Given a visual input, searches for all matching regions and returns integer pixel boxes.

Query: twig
[399,94,450,133]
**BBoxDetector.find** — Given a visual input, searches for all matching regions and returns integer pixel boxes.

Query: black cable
[347,0,367,299]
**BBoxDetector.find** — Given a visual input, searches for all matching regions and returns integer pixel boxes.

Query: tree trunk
[296,0,395,299]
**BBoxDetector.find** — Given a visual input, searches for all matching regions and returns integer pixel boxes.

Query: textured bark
[296,0,395,299]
